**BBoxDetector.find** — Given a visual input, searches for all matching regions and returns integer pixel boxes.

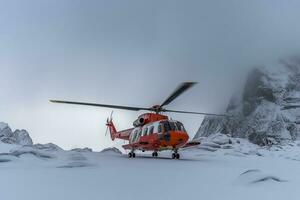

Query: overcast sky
[1,0,300,151]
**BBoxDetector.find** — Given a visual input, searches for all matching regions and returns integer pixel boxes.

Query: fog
[1,0,300,150]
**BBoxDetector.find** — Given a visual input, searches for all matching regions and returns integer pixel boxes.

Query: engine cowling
[133,117,145,127]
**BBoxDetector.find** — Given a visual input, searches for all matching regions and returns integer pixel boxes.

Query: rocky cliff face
[194,57,300,145]
[0,122,33,145]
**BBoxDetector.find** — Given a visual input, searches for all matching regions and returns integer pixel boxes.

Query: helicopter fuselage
[107,113,190,152]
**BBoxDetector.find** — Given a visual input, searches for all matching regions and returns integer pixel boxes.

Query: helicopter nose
[170,131,189,145]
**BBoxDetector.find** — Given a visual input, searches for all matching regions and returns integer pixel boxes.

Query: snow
[0,142,18,153]
[210,133,231,145]
[1,140,300,200]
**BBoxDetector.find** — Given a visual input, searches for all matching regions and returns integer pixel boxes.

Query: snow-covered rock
[236,169,286,185]
[0,122,33,146]
[1,145,55,159]
[13,130,33,146]
[33,143,63,151]
[71,147,93,153]
[0,122,8,130]
[100,147,122,154]
[210,133,232,145]
[194,57,300,145]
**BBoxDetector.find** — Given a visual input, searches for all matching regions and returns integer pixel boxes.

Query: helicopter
[50,82,226,159]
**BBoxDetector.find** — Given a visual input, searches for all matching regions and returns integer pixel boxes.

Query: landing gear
[172,149,180,159]
[172,153,180,159]
[128,152,136,158]
[152,152,158,157]
[172,153,176,159]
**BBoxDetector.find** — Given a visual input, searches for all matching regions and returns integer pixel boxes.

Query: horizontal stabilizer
[181,141,201,149]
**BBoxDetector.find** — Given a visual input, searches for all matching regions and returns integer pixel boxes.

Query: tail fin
[105,111,117,141]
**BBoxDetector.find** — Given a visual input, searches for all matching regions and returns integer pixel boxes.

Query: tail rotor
[105,119,109,136]
[105,111,114,137]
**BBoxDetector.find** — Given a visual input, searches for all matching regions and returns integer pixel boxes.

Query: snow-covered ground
[1,138,300,200]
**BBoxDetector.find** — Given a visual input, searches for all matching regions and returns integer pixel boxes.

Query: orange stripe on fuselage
[123,131,189,151]
[159,131,189,149]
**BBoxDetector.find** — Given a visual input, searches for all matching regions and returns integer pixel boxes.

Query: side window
[158,124,162,133]
[133,131,137,142]
[131,130,137,142]
[148,126,154,135]
[134,130,141,142]
[143,128,148,136]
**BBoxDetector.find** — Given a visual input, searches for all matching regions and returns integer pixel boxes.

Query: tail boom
[106,120,131,141]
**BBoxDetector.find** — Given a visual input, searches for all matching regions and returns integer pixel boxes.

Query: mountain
[194,57,300,145]
[0,122,33,146]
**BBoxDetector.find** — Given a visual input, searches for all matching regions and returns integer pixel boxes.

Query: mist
[1,0,300,150]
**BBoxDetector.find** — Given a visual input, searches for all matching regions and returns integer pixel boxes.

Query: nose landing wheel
[172,149,180,159]
[172,153,180,159]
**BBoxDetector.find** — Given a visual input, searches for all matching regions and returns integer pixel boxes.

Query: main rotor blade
[50,100,151,111]
[164,109,228,117]
[161,82,197,107]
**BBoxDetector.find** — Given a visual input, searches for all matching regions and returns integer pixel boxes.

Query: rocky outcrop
[100,147,122,154]
[71,147,93,153]
[0,122,33,145]
[194,57,300,145]
[33,143,63,151]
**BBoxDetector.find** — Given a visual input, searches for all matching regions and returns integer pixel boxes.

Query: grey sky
[1,0,300,150]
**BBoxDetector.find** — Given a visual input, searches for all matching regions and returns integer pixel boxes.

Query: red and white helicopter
[50,82,225,159]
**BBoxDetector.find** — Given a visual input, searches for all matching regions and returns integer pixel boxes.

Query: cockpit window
[169,122,178,131]
[163,122,170,132]
[160,121,186,132]
[176,122,186,132]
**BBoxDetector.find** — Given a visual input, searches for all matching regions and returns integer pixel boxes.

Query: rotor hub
[151,105,163,113]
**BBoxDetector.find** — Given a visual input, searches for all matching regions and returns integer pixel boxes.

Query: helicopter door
[160,121,171,141]
[158,124,163,134]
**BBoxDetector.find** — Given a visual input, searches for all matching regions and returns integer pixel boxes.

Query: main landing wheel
[172,153,180,159]
[152,152,158,157]
[128,152,136,158]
